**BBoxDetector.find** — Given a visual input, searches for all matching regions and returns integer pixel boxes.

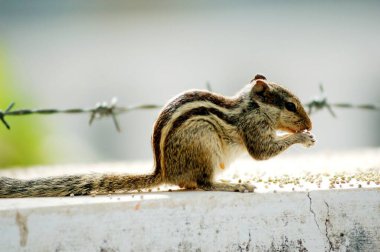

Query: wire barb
[0,102,15,129]
[88,97,121,132]
[305,84,336,117]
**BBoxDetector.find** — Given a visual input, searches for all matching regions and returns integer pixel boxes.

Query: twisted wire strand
[0,99,161,131]
[1,85,379,130]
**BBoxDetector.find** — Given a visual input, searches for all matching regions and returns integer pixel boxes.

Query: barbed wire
[304,84,380,117]
[0,85,379,131]
[0,98,161,132]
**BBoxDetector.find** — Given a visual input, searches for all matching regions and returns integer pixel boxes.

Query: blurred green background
[0,49,48,167]
[0,0,379,168]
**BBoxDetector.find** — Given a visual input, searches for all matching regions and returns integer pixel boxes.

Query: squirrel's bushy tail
[0,173,162,198]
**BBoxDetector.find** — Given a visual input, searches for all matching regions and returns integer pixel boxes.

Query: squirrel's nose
[304,118,312,131]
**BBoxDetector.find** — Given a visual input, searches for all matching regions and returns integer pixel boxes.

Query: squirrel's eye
[285,102,297,112]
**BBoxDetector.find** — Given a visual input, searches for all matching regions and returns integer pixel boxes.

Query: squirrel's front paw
[298,131,316,147]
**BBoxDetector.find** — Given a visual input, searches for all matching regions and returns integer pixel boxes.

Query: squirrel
[0,74,315,198]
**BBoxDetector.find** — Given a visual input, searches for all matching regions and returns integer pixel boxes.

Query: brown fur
[0,74,315,197]
[152,91,242,179]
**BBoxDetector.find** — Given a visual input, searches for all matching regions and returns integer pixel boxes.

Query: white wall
[0,189,379,251]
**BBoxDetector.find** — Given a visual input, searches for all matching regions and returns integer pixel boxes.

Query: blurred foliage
[0,48,48,168]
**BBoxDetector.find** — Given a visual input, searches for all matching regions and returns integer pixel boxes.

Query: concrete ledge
[1,149,379,251]
[0,189,379,251]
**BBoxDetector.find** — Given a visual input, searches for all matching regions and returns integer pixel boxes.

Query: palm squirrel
[0,74,315,197]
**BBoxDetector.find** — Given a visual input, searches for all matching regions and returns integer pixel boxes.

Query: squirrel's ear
[250,74,267,83]
[252,79,269,94]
